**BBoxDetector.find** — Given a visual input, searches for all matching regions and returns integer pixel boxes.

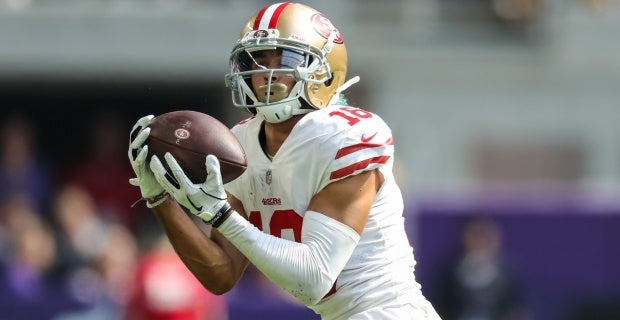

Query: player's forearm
[151,197,241,294]
[217,210,360,305]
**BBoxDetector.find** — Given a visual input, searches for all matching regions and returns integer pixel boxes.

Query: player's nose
[264,71,281,83]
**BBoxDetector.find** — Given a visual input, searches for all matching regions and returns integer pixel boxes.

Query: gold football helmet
[225,2,354,123]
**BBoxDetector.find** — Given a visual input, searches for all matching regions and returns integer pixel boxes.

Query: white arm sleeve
[217,210,360,306]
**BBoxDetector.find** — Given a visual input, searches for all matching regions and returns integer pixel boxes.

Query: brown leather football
[146,110,247,184]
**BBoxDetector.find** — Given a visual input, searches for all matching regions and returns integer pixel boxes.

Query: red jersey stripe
[335,138,394,160]
[335,143,384,159]
[330,156,390,180]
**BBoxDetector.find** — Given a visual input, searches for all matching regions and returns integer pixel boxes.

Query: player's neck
[262,115,303,157]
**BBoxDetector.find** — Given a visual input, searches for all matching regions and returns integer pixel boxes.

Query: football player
[129,2,441,319]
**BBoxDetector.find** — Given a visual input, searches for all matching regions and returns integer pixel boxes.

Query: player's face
[250,49,298,103]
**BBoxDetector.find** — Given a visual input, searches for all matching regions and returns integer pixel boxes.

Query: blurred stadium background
[0,0,618,319]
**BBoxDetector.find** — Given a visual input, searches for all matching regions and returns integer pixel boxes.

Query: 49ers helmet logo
[252,30,269,38]
[311,13,343,44]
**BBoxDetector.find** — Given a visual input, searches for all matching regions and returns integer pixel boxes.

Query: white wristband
[218,210,360,306]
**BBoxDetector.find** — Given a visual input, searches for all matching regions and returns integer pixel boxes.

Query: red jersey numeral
[329,106,372,126]
[248,209,303,242]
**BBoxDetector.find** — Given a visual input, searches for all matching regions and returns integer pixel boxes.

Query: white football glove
[150,152,232,226]
[128,115,168,208]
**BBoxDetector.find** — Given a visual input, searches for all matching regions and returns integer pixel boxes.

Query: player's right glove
[150,153,232,227]
[128,115,168,208]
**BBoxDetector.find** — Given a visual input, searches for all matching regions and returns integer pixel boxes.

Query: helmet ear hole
[324,73,334,87]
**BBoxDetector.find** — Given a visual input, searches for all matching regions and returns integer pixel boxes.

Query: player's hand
[128,115,168,208]
[150,153,232,226]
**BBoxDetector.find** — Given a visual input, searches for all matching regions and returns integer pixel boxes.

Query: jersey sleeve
[314,107,395,190]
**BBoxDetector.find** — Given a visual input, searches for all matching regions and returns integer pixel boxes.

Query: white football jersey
[226,105,438,320]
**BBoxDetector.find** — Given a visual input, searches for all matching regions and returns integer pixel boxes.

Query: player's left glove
[128,115,168,208]
[150,153,232,227]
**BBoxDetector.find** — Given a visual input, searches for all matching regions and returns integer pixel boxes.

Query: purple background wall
[412,198,620,320]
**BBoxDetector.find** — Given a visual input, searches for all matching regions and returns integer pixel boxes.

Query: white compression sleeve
[217,210,360,306]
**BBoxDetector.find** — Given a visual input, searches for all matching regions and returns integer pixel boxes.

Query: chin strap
[328,76,361,106]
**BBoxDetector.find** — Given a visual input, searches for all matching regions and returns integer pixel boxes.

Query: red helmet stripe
[252,5,269,30]
[268,2,290,28]
[252,2,291,30]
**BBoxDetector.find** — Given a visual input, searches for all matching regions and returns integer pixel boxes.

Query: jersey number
[329,106,372,126]
[248,210,303,242]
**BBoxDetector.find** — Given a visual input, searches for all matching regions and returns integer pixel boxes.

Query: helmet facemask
[225,35,334,123]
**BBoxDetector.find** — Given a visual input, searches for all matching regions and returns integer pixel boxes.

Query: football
[145,110,247,184]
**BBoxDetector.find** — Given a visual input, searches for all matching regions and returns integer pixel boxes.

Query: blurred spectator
[53,184,112,270]
[0,193,83,318]
[435,216,531,320]
[0,194,41,262]
[55,223,139,320]
[1,195,56,299]
[0,114,52,216]
[62,109,144,231]
[124,234,228,320]
[51,184,140,320]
